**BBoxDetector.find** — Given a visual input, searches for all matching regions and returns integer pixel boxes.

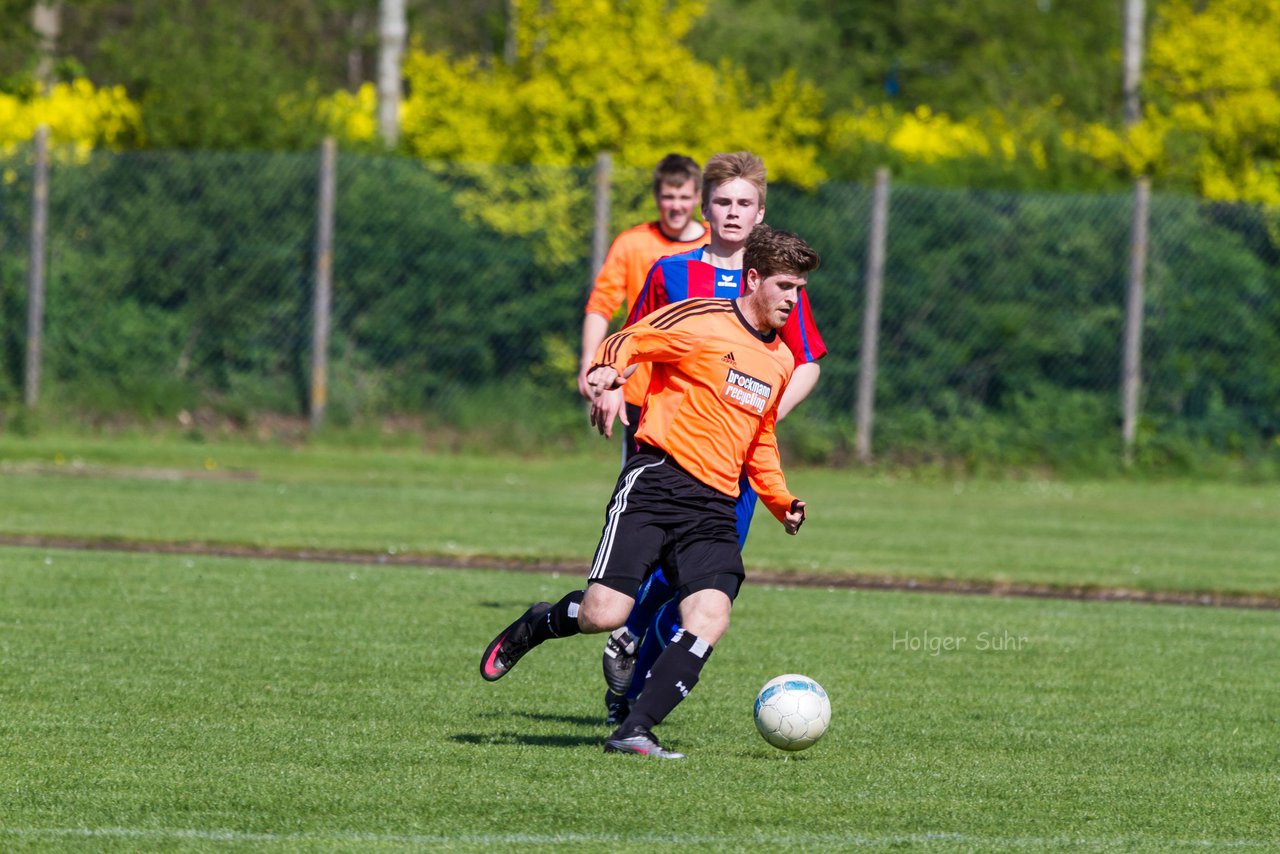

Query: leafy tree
[411,0,508,59]
[7,0,383,149]
[1145,0,1280,204]
[312,0,827,266]
[0,0,41,86]
[1067,0,1280,205]
[71,0,328,149]
[390,0,826,185]
[691,0,1124,122]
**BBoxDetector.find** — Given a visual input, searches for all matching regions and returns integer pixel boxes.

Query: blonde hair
[701,152,767,206]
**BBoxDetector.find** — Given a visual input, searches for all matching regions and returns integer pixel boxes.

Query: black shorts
[587,445,744,601]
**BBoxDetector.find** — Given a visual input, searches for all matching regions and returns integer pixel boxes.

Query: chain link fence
[2,143,1277,469]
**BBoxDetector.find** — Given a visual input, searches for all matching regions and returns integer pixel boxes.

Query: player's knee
[679,590,732,645]
[578,606,623,634]
[685,611,729,645]
[579,584,632,633]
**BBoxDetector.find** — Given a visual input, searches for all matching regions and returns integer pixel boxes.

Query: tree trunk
[1122,0,1145,127]
[377,0,406,148]
[33,1,62,90]
[348,10,368,92]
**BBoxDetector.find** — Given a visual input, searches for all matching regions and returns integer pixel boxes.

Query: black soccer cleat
[601,628,638,695]
[480,601,552,681]
[604,727,685,759]
[604,690,631,726]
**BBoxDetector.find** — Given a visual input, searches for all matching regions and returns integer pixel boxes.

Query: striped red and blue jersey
[623,247,827,407]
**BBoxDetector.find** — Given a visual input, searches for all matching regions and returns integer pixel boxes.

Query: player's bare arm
[578,312,611,399]
[777,362,820,421]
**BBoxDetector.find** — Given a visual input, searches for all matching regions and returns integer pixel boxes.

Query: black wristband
[789,499,805,530]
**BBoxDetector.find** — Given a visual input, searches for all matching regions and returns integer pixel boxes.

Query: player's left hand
[783,499,806,535]
[576,366,596,400]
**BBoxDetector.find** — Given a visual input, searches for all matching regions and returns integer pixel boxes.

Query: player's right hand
[585,365,621,397]
[590,387,628,438]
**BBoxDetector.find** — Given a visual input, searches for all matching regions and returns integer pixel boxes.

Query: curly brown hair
[743,224,821,280]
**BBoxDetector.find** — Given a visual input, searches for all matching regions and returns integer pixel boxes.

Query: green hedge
[1,150,1277,473]
[766,183,1280,469]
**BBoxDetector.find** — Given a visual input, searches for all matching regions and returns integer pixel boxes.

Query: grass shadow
[516,710,603,727]
[451,731,601,749]
[475,709,603,727]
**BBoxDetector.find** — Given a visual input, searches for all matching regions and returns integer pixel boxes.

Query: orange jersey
[583,222,707,321]
[592,298,798,523]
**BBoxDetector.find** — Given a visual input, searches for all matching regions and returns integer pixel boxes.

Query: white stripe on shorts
[588,455,666,582]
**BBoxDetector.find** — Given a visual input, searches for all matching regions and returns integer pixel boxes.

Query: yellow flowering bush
[317,0,825,187]
[1063,0,1280,205]
[826,101,1052,184]
[1060,115,1167,179]
[308,0,1280,208]
[314,0,827,265]
[312,83,379,146]
[1144,0,1280,204]
[0,79,142,159]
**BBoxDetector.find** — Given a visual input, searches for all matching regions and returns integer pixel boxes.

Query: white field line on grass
[1,826,1274,850]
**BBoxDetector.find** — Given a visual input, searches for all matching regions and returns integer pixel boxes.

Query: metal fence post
[590,151,612,284]
[855,167,890,464]
[1121,177,1150,466]
[25,125,50,408]
[310,137,337,431]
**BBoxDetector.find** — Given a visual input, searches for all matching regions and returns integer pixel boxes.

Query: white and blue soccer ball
[753,673,831,751]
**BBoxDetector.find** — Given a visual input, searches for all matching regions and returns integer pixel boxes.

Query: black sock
[616,629,712,736]
[529,590,584,644]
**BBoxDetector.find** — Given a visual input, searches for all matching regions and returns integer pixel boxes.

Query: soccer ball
[753,673,831,751]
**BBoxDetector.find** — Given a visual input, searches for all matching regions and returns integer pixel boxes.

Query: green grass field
[2,434,1279,851]
[1,434,1278,596]
[1,548,1278,851]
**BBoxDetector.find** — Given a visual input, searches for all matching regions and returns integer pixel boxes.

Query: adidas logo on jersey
[721,352,737,365]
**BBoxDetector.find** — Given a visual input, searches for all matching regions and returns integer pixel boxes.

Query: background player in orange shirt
[480,226,819,759]
[577,154,707,401]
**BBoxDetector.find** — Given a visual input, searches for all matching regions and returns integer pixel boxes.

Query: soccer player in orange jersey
[593,153,826,727]
[577,154,707,400]
[480,226,818,759]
